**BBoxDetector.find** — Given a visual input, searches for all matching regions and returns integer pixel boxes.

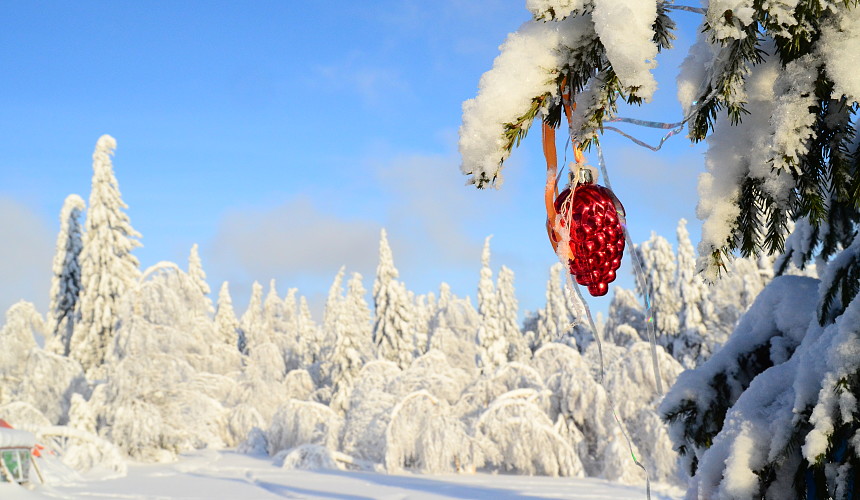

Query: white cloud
[205,150,513,316]
[210,195,383,283]
[0,197,54,318]
[376,152,488,267]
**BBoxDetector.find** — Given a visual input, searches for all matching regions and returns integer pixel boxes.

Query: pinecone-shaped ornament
[550,167,626,297]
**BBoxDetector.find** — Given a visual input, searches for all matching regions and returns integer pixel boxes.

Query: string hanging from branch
[602,117,686,152]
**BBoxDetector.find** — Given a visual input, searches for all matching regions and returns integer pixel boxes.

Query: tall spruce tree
[262,279,288,343]
[476,236,507,372]
[319,267,346,384]
[533,262,574,351]
[496,265,529,361]
[329,272,373,413]
[372,229,414,369]
[71,135,141,376]
[214,281,241,350]
[187,243,213,314]
[323,267,346,340]
[296,295,322,367]
[460,2,860,497]
[47,194,86,356]
[636,233,681,354]
[673,218,713,368]
[240,281,264,354]
[411,291,435,356]
[280,287,304,370]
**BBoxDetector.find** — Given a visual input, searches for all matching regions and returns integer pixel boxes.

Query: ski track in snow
[3,449,683,500]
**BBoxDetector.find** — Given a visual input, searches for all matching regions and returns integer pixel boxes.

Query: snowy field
[2,449,683,500]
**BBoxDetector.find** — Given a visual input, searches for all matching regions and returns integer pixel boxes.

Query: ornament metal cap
[569,163,598,185]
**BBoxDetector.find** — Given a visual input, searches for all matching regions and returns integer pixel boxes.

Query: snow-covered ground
[2,449,683,500]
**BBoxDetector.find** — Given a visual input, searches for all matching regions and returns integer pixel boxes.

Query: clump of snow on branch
[706,0,759,41]
[526,0,588,20]
[676,30,719,116]
[821,7,860,103]
[801,287,860,465]
[749,54,818,203]
[695,52,781,280]
[591,0,659,100]
[459,20,563,187]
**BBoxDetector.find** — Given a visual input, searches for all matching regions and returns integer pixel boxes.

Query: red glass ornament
[551,183,626,297]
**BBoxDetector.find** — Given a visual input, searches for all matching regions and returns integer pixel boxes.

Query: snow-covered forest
[0,133,813,490]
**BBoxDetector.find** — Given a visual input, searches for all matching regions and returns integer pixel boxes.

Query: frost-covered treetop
[72,134,141,375]
[49,193,86,347]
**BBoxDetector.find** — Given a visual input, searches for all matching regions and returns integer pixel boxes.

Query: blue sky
[0,1,707,321]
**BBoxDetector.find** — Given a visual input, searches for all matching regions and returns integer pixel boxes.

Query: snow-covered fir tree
[529,263,576,351]
[426,283,481,376]
[458,1,860,496]
[47,194,86,356]
[296,295,322,368]
[329,272,373,413]
[0,301,45,405]
[476,236,507,372]
[277,287,305,371]
[602,287,646,348]
[672,219,714,368]
[322,267,345,340]
[372,229,414,369]
[411,291,436,356]
[344,272,373,358]
[240,281,264,354]
[496,265,528,361]
[319,267,346,375]
[635,233,681,354]
[70,135,141,376]
[262,279,289,345]
[214,281,241,350]
[187,243,213,314]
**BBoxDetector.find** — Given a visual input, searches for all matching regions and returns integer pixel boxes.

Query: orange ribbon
[544,77,584,252]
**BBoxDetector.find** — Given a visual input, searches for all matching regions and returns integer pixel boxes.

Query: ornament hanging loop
[570,163,598,186]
